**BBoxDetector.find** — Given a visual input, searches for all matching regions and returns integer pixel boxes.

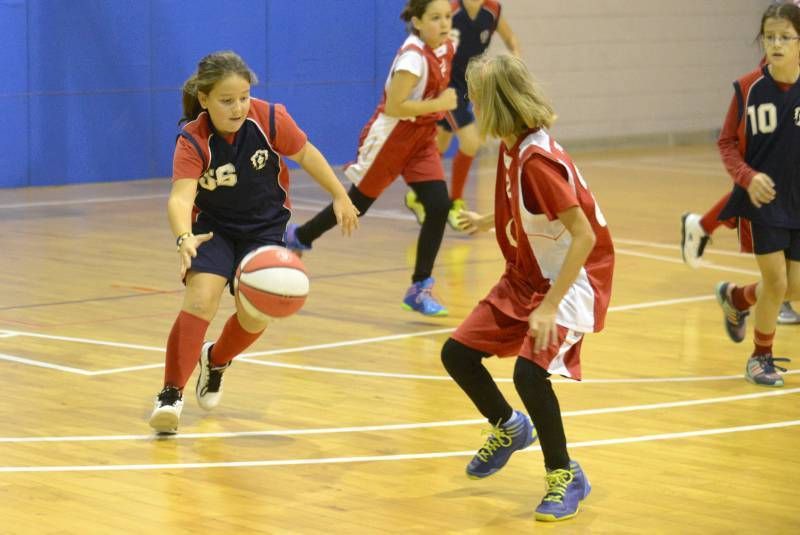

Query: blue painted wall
[0,0,407,188]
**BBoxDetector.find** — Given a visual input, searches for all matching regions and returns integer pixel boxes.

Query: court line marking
[0,419,796,473]
[0,294,715,378]
[2,293,793,384]
[1,388,796,444]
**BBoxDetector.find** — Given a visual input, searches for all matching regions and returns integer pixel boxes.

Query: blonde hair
[466,54,557,139]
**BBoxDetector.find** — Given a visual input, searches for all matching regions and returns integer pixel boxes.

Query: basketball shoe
[534,460,592,522]
[680,213,710,268]
[778,301,800,325]
[404,190,426,225]
[148,386,183,434]
[283,223,312,255]
[447,198,468,231]
[745,354,791,387]
[466,410,536,479]
[195,342,231,410]
[402,277,448,316]
[715,282,748,343]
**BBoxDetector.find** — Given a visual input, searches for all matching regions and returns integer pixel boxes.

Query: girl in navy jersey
[284,0,457,316]
[442,55,613,522]
[404,0,520,232]
[148,51,359,434]
[712,2,800,387]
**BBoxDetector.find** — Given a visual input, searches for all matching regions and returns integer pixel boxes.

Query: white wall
[491,0,770,145]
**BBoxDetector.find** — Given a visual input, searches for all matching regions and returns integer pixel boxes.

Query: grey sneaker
[777,302,800,325]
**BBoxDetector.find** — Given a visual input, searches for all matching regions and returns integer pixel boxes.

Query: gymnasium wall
[0,0,771,188]
[493,0,769,146]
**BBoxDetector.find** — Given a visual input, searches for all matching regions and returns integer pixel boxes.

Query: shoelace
[158,386,181,406]
[542,469,575,503]
[754,355,791,374]
[200,362,230,395]
[475,424,514,462]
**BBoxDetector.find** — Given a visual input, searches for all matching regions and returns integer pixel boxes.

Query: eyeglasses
[761,35,800,45]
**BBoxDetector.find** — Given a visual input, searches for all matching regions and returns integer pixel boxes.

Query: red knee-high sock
[699,192,733,234]
[730,283,758,311]
[163,311,210,390]
[210,313,264,367]
[450,150,474,201]
[753,329,774,356]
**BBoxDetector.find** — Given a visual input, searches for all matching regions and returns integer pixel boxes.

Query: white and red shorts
[344,115,445,198]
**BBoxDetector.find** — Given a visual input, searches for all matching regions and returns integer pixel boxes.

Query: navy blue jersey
[720,66,800,228]
[449,0,501,92]
[174,99,307,241]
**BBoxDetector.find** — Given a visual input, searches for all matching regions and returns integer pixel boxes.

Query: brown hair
[759,2,800,41]
[400,0,441,35]
[180,51,258,124]
[466,54,557,140]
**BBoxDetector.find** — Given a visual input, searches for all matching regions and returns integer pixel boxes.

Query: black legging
[441,337,571,471]
[295,181,450,283]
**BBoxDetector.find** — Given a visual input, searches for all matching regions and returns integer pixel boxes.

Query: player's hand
[437,88,458,111]
[178,232,213,278]
[333,194,360,236]
[528,299,559,354]
[458,210,493,234]
[747,173,776,208]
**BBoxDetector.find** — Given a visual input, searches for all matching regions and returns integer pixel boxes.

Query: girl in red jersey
[404,0,521,231]
[284,0,457,316]
[712,2,800,387]
[441,55,614,522]
[148,51,359,434]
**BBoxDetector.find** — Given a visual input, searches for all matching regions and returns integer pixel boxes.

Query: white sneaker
[148,386,183,434]
[778,302,800,325]
[195,342,230,411]
[680,213,709,268]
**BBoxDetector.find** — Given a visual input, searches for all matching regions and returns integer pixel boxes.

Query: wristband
[176,232,193,251]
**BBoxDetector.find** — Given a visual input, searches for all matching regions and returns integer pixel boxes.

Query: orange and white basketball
[234,246,309,319]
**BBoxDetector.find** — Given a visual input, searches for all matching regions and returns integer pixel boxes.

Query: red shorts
[343,115,445,198]
[452,299,585,380]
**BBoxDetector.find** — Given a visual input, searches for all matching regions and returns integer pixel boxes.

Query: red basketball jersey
[491,128,615,333]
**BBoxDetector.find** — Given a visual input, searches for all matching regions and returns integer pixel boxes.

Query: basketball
[234,245,309,319]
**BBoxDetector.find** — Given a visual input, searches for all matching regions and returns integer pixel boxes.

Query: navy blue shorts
[437,86,474,132]
[189,215,285,294]
[751,220,800,260]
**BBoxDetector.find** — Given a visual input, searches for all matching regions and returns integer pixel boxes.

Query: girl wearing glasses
[714,1,800,387]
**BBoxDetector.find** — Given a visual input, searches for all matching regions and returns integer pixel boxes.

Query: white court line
[0,293,788,382]
[615,238,751,259]
[0,193,167,209]
[615,248,760,276]
[0,353,92,375]
[1,419,796,473]
[1,388,796,444]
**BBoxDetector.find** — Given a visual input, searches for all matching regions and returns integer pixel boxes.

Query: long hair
[466,54,557,140]
[180,51,258,125]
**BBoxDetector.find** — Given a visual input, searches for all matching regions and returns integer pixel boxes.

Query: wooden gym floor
[0,143,798,534]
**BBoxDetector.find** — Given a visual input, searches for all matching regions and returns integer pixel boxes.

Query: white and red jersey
[375,34,455,125]
[343,34,454,192]
[490,128,614,333]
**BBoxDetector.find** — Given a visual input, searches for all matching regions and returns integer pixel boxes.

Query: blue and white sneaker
[535,460,592,522]
[466,410,537,479]
[402,277,448,316]
[745,354,791,387]
[283,223,312,255]
[715,282,749,343]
